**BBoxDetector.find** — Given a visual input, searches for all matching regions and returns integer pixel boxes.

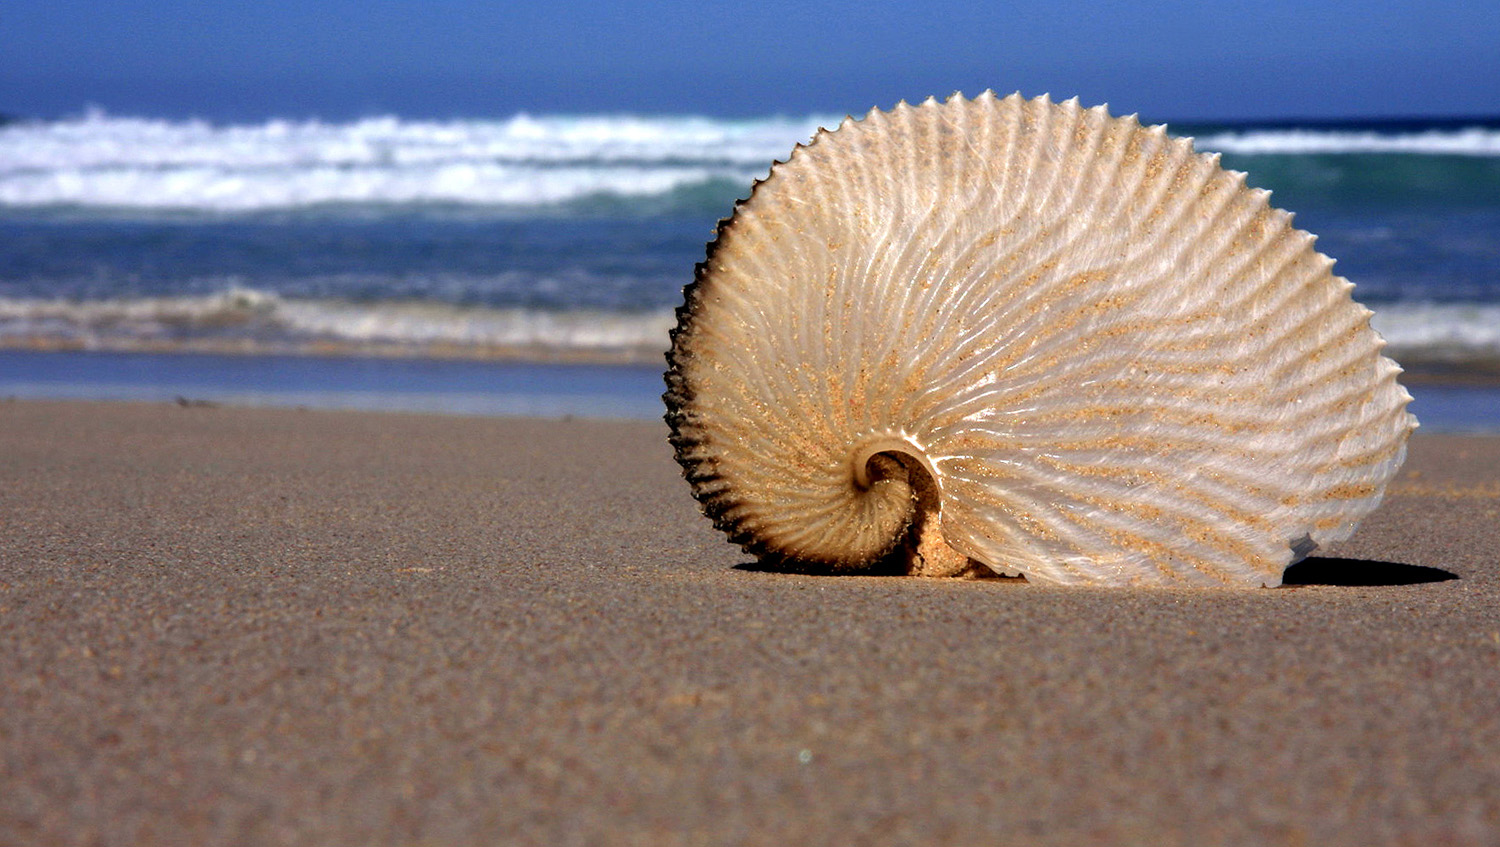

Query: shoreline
[0,349,669,420]
[1,331,1497,382]
[2,399,1498,844]
[5,348,1500,431]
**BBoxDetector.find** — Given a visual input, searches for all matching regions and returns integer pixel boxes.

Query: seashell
[663,91,1416,588]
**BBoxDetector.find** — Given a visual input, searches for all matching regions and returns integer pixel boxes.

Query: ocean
[2,109,1499,428]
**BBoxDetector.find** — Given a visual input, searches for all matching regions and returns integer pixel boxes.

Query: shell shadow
[733,555,1458,587]
[730,557,1021,581]
[1281,557,1458,587]
[732,558,918,577]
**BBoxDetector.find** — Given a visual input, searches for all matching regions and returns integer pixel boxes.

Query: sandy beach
[2,398,1497,845]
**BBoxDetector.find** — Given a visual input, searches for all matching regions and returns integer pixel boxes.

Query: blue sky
[4,0,1498,123]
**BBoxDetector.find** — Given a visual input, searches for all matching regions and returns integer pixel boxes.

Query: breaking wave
[1,287,1496,367]
[0,288,676,363]
[4,111,1499,215]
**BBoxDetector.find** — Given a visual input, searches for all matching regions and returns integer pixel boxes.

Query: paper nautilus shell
[663,91,1416,587]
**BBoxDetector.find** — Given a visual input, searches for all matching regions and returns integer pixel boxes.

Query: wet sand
[2,399,1497,845]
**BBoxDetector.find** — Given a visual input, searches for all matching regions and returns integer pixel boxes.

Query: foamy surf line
[2,291,1498,370]
[0,112,830,213]
[1193,127,1500,156]
[0,290,676,364]
[4,112,1499,213]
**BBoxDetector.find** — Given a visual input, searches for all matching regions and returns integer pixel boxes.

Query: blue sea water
[0,349,666,418]
[2,110,1499,427]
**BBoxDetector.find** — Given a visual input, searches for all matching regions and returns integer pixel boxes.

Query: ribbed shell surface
[664,92,1416,587]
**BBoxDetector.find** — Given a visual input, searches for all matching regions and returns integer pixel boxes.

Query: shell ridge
[979,94,1032,243]
[942,97,1079,273]
[934,474,1087,580]
[1005,388,1305,434]
[1301,439,1410,546]
[1130,132,1201,230]
[759,497,879,559]
[1249,289,1394,401]
[1043,483,1284,586]
[1033,444,1310,548]
[856,108,1017,415]
[942,436,1291,588]
[939,424,1287,467]
[1174,203,1297,321]
[947,507,1057,579]
[705,285,805,411]
[1128,143,1225,277]
[890,193,1033,405]
[1265,331,1399,423]
[1083,134,1191,272]
[1020,446,1289,531]
[989,93,1031,202]
[958,462,1283,587]
[924,263,1158,402]
[1188,218,1324,331]
[913,102,1117,377]
[1164,159,1252,270]
[928,94,985,297]
[922,350,1138,429]
[1004,94,1060,248]
[691,318,817,452]
[856,166,946,424]
[889,103,993,333]
[1304,400,1414,475]
[848,214,916,424]
[1017,97,1095,238]
[1091,119,1175,233]
[998,491,1136,585]
[935,147,1275,391]
[903,240,1121,404]
[903,97,1021,401]
[791,141,849,431]
[668,305,874,561]
[748,236,837,427]
[917,245,1119,391]
[854,107,939,367]
[915,338,1146,432]
[903,114,1172,383]
[1160,179,1294,316]
[899,101,1003,414]
[1041,100,1115,238]
[827,120,916,409]
[825,123,902,425]
[826,130,901,423]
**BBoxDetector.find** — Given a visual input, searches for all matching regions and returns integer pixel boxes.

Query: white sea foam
[5,112,1497,213]
[0,289,1495,366]
[0,289,677,363]
[1194,127,1500,157]
[0,111,835,212]
[1370,302,1500,362]
[0,160,749,211]
[0,111,834,170]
